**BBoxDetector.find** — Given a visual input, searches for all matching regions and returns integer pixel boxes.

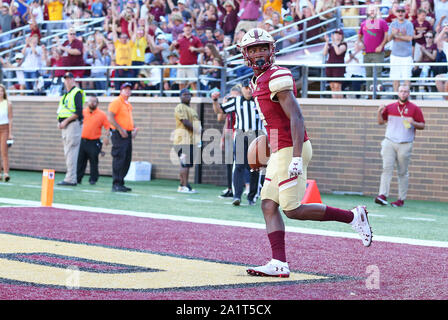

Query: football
[248,135,270,170]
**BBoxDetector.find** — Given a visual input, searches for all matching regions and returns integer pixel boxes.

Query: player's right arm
[277,90,305,177]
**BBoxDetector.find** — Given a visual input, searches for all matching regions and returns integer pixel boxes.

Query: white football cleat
[247,259,290,278]
[350,205,372,247]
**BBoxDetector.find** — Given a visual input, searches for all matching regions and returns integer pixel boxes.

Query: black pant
[77,138,102,184]
[111,130,132,186]
[233,130,261,201]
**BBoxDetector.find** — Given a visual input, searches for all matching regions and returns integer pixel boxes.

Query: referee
[212,79,265,206]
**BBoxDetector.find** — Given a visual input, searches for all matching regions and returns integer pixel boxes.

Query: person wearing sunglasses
[388,5,415,92]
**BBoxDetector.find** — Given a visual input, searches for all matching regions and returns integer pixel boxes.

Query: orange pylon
[41,169,55,207]
[301,179,322,204]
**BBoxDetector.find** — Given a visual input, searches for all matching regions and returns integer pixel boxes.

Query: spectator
[344,39,366,98]
[29,18,42,43]
[375,85,425,207]
[130,20,149,81]
[111,17,134,93]
[0,53,26,94]
[88,44,109,93]
[197,2,218,30]
[172,88,201,193]
[47,45,65,89]
[0,84,13,182]
[45,0,64,35]
[358,4,389,96]
[91,0,105,18]
[163,51,180,95]
[315,0,338,28]
[263,0,282,14]
[107,82,139,193]
[0,3,13,48]
[178,0,194,24]
[27,0,44,24]
[170,22,204,93]
[434,0,448,27]
[214,28,226,50]
[56,72,85,186]
[323,29,347,99]
[412,30,437,82]
[412,8,433,62]
[149,0,166,23]
[147,33,170,64]
[165,12,185,42]
[341,0,360,38]
[387,5,415,92]
[386,1,412,23]
[118,5,136,38]
[133,72,152,96]
[21,34,47,93]
[217,0,240,40]
[235,0,261,35]
[295,0,323,45]
[59,27,85,79]
[201,27,217,45]
[77,95,110,185]
[279,15,299,50]
[418,0,435,25]
[434,25,448,97]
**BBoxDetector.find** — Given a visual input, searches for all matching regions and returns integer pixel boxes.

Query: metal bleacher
[1,3,447,99]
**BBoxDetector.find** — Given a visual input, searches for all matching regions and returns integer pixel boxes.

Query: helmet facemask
[238,28,276,72]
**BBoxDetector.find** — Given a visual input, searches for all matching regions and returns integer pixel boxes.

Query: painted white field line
[0,197,447,248]
[401,217,436,222]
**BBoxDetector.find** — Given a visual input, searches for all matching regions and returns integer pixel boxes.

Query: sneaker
[350,205,373,247]
[112,185,129,192]
[186,184,197,193]
[219,189,233,198]
[57,181,77,186]
[177,186,196,194]
[391,199,404,207]
[248,199,256,206]
[374,194,388,206]
[247,259,290,278]
[232,198,241,206]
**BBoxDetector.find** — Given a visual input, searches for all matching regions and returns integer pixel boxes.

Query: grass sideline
[0,170,447,242]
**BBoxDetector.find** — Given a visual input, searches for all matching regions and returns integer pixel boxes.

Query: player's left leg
[246,199,290,277]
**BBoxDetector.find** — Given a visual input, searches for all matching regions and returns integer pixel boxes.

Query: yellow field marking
[0,233,329,290]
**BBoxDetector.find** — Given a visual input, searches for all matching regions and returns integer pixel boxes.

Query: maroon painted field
[0,206,447,300]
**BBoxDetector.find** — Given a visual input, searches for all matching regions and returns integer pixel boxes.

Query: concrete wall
[7,95,448,202]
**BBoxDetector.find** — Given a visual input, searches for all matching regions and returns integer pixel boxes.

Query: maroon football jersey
[250,65,309,152]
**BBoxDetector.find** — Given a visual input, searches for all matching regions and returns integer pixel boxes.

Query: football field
[0,170,447,301]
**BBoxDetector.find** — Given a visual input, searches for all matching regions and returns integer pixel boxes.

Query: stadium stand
[0,0,447,99]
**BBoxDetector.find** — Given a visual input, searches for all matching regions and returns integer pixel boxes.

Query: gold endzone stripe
[0,231,361,292]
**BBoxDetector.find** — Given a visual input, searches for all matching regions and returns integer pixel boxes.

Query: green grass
[1,170,448,242]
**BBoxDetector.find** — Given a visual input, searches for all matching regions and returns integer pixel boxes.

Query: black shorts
[174,144,194,168]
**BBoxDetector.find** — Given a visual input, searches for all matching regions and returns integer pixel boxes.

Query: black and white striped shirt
[220,96,263,132]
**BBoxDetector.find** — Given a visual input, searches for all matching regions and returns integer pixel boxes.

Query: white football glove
[288,157,303,178]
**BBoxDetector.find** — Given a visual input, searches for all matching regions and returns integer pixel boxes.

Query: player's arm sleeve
[269,69,294,101]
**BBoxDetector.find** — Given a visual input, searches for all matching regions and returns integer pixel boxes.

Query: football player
[238,28,373,278]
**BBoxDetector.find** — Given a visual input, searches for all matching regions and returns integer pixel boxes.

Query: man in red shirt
[239,28,373,278]
[77,95,110,185]
[170,22,204,93]
[375,85,425,207]
[59,27,85,79]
